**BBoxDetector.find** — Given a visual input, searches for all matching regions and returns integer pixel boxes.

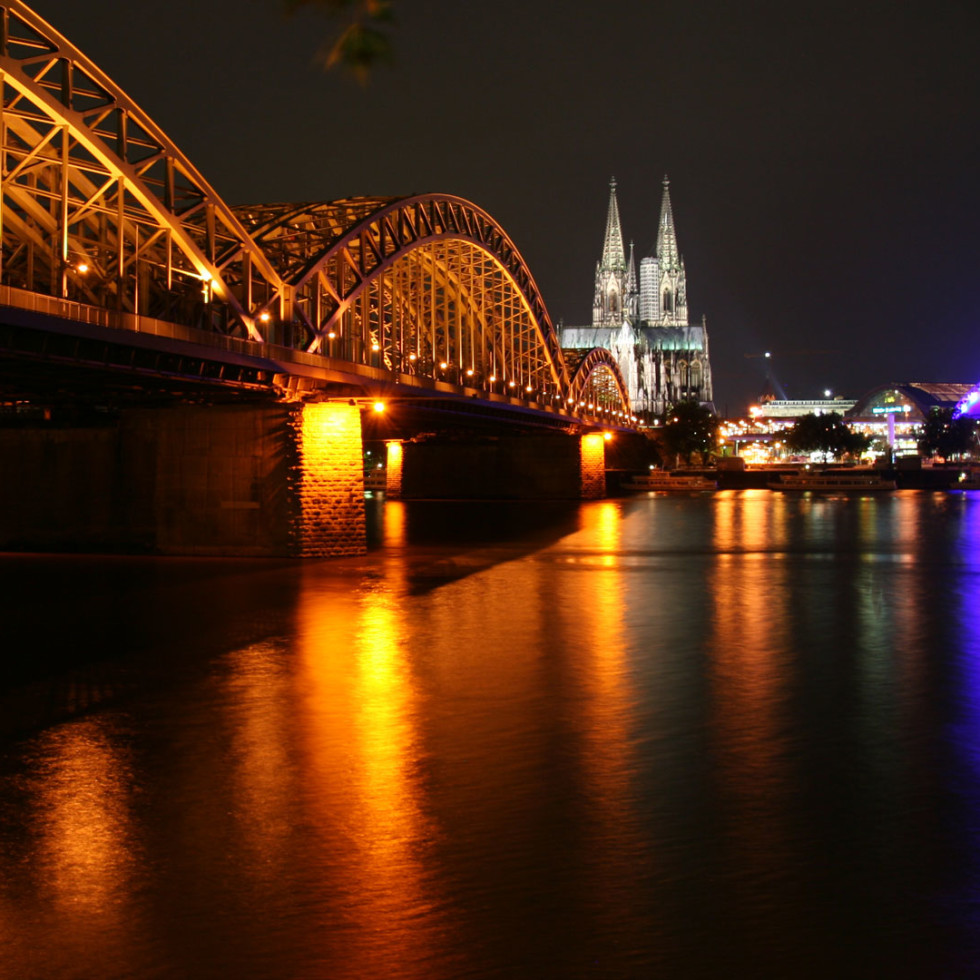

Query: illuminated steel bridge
[0,0,631,429]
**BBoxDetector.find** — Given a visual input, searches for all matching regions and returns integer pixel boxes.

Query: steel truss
[235,196,578,403]
[0,0,632,419]
[0,1,285,339]
[564,347,633,423]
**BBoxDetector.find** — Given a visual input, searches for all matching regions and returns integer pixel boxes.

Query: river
[1,490,979,978]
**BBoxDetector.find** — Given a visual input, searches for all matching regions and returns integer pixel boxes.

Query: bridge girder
[234,196,577,404]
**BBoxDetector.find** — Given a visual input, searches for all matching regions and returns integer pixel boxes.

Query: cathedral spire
[601,177,626,272]
[656,174,680,270]
[625,240,638,319]
[593,178,629,327]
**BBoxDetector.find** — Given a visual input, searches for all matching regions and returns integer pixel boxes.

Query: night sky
[32,0,980,414]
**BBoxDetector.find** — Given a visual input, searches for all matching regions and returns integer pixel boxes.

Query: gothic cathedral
[561,177,713,418]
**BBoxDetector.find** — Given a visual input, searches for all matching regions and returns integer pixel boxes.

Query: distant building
[561,177,713,418]
[754,398,857,420]
[846,381,976,455]
[846,382,976,424]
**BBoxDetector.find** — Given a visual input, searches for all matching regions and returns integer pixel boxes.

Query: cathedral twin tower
[561,177,713,418]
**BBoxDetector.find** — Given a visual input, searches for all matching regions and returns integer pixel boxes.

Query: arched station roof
[847,382,976,423]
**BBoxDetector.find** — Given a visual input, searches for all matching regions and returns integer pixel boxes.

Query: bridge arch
[235,196,573,401]
[564,347,633,422]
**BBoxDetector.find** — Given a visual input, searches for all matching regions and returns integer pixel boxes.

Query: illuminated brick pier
[0,404,368,558]
[291,403,366,557]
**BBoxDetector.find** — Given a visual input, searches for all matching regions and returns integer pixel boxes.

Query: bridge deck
[0,287,628,436]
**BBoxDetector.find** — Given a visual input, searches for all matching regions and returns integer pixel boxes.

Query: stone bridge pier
[0,403,626,558]
[383,431,612,501]
[0,402,367,558]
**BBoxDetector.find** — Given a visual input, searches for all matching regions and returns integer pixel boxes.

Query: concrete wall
[0,406,633,553]
[396,434,605,499]
[0,425,128,552]
[0,402,366,557]
[146,405,298,555]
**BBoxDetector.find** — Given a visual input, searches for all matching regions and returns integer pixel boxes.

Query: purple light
[954,385,980,419]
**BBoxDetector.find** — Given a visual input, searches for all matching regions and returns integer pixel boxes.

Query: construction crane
[744,350,838,401]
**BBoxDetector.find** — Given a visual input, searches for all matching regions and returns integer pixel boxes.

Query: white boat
[951,473,980,490]
[768,472,896,492]
[363,469,387,492]
[623,472,718,492]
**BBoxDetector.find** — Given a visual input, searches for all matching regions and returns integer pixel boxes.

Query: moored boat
[951,472,980,490]
[768,471,896,492]
[623,471,718,492]
[363,469,387,492]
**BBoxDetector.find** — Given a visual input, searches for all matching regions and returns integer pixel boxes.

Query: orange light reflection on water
[294,563,444,978]
[32,722,137,914]
[383,498,406,547]
[0,720,143,972]
[577,502,632,762]
[577,501,641,850]
[707,497,793,938]
[552,499,653,956]
[712,488,787,553]
[222,640,297,875]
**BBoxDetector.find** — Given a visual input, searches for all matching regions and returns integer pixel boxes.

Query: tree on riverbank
[660,401,719,466]
[784,412,869,462]
[916,407,979,461]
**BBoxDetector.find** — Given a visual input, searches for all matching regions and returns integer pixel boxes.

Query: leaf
[286,0,396,79]
[317,23,394,82]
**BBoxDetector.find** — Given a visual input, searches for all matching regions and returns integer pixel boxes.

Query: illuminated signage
[871,405,911,415]
[954,387,980,418]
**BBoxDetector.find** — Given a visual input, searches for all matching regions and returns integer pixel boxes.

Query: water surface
[2,490,980,978]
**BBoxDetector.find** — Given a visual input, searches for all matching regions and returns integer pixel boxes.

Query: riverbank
[611,463,976,492]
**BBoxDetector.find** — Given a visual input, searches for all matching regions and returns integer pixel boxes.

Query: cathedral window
[663,288,672,313]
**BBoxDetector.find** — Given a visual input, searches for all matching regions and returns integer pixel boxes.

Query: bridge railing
[0,286,111,330]
[0,283,261,357]
[0,284,636,428]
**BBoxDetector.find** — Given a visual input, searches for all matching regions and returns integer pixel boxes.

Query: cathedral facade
[561,177,713,418]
